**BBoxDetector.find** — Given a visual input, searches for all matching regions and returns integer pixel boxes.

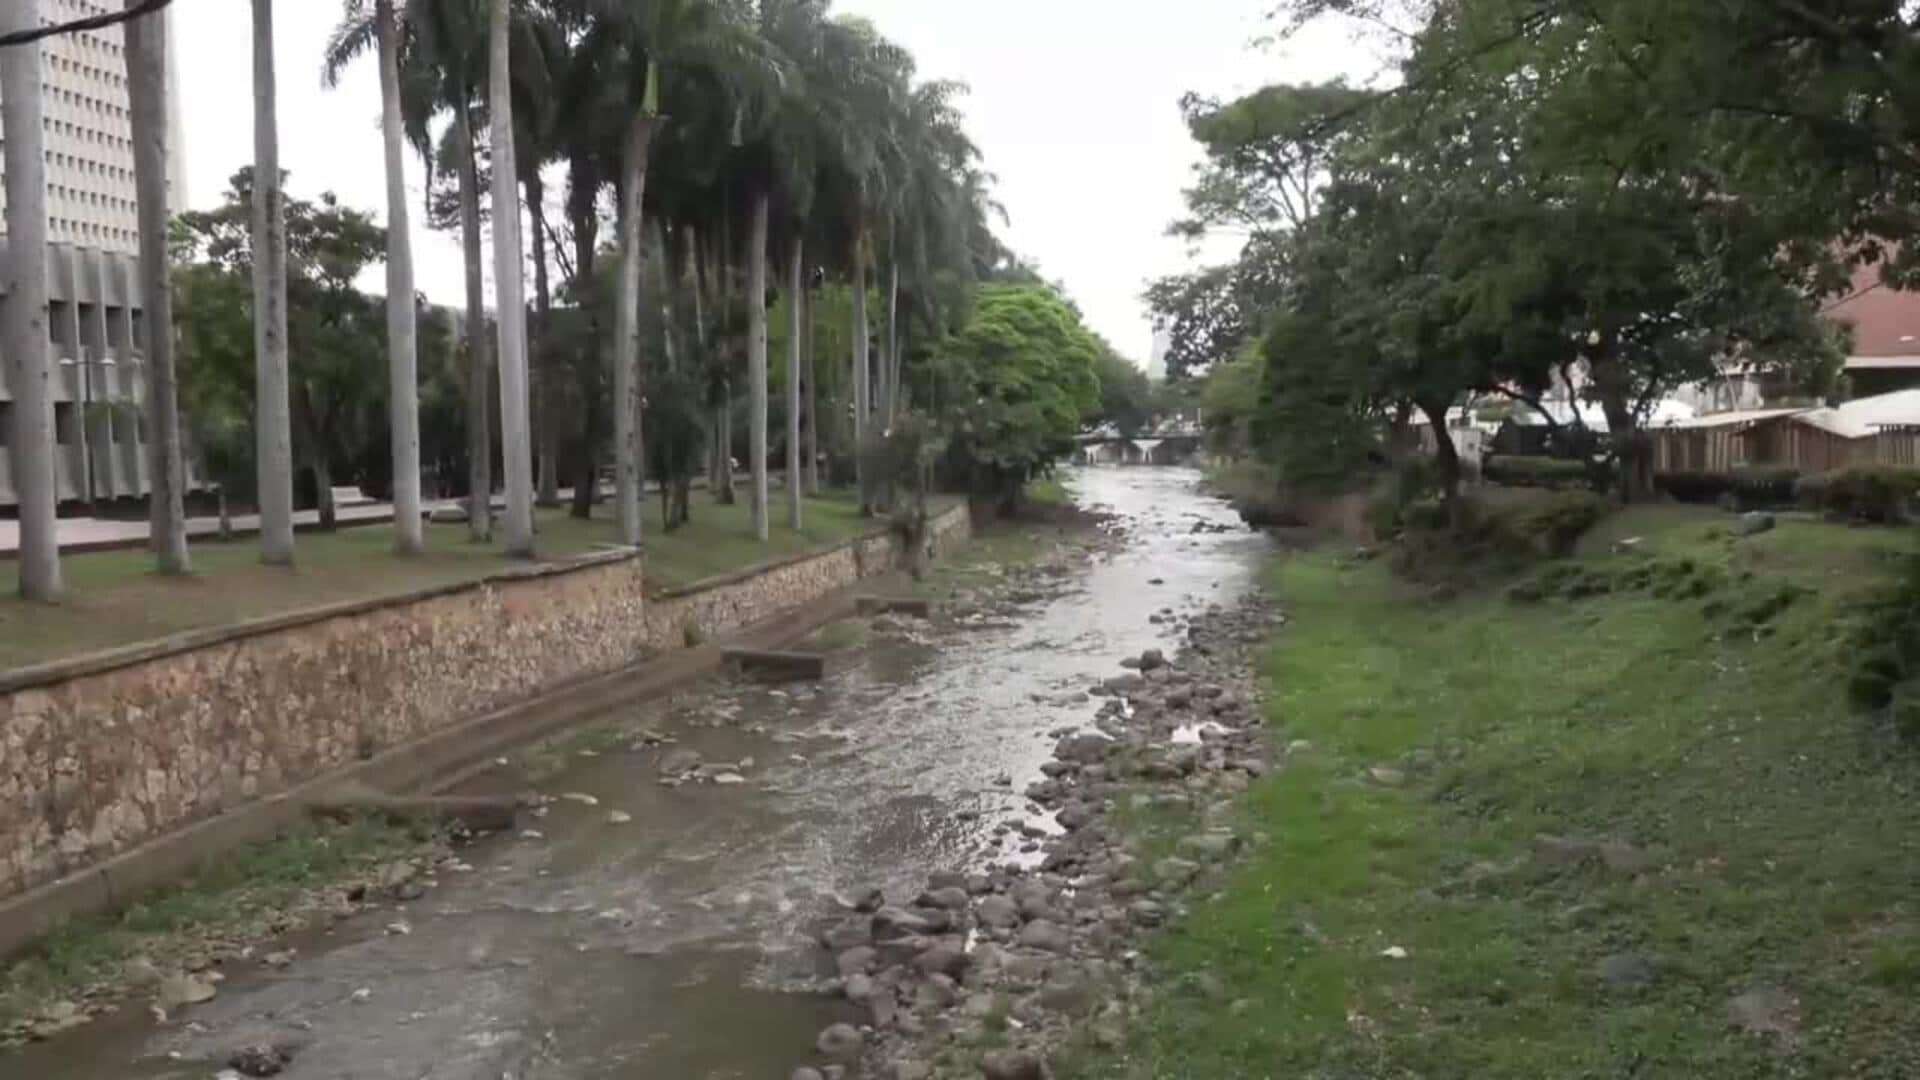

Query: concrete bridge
[1074,427,1203,466]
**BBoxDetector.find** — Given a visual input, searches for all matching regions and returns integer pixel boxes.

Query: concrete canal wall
[0,502,972,914]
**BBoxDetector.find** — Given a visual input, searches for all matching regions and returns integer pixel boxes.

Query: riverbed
[21,466,1271,1080]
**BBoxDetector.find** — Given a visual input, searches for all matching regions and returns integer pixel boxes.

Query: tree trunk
[527,171,561,508]
[613,115,656,548]
[804,279,819,495]
[1417,400,1462,522]
[376,0,424,555]
[717,380,736,503]
[852,224,870,513]
[787,239,803,529]
[250,0,295,566]
[489,0,534,556]
[126,3,189,575]
[456,101,492,543]
[748,191,770,542]
[885,259,902,427]
[1,0,62,601]
[567,175,599,522]
[314,458,337,531]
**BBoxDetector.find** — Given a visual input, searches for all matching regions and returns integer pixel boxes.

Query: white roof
[1793,389,1920,438]
[1846,355,1920,370]
[1515,399,1696,433]
[1655,407,1807,431]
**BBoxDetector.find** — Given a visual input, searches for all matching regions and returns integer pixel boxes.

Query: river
[21,466,1272,1080]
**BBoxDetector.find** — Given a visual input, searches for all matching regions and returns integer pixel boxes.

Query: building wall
[0,503,973,903]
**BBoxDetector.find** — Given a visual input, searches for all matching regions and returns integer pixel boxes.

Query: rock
[1596,952,1659,990]
[844,973,875,1003]
[874,905,937,937]
[122,955,163,985]
[1054,733,1112,764]
[918,886,971,910]
[980,1049,1045,1080]
[835,947,877,977]
[711,772,747,785]
[1138,648,1167,670]
[927,870,968,891]
[790,1070,826,1080]
[1177,832,1238,859]
[976,894,1020,929]
[28,1000,88,1040]
[427,504,470,524]
[1055,803,1094,831]
[658,748,703,777]
[1018,919,1071,953]
[156,973,218,1009]
[1366,765,1406,787]
[606,810,633,825]
[1736,512,1776,537]
[1039,974,1094,1015]
[558,792,599,806]
[261,951,294,969]
[227,1045,291,1078]
[893,1061,933,1080]
[914,941,972,978]
[839,885,886,913]
[816,1022,863,1060]
[1154,857,1200,888]
[1128,899,1166,926]
[1727,985,1799,1039]
[820,918,874,951]
[914,973,961,1010]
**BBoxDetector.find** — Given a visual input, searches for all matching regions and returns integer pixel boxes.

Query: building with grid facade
[0,1,190,509]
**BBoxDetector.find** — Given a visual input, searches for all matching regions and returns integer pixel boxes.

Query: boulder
[816,1022,863,1060]
[976,895,1020,929]
[1018,919,1071,953]
[980,1049,1045,1080]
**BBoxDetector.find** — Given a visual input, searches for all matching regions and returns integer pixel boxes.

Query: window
[0,402,12,450]
[53,402,78,447]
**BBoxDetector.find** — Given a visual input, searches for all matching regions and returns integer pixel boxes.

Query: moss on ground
[1069,515,1920,1078]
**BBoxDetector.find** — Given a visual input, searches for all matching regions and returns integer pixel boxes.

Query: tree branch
[0,0,173,48]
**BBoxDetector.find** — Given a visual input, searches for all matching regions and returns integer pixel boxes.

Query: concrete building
[0,1,189,509]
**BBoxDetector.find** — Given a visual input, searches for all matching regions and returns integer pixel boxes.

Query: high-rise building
[0,1,191,510]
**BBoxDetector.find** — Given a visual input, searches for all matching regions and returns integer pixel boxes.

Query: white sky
[172,1,1368,370]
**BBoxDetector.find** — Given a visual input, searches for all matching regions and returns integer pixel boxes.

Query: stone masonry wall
[0,503,970,902]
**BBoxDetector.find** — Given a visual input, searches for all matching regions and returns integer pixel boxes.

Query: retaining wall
[0,502,971,902]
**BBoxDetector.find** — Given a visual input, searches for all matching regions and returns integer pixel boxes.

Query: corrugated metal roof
[1845,355,1920,370]
[1791,389,1920,438]
[1655,407,1807,431]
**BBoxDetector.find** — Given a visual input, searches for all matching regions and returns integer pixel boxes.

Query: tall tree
[0,0,61,601]
[125,1,190,573]
[787,241,803,527]
[747,188,771,540]
[490,0,535,555]
[370,0,425,553]
[251,0,296,565]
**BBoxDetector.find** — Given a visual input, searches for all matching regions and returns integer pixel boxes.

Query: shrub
[1484,455,1592,489]
[1731,466,1801,508]
[1654,471,1733,504]
[1499,491,1611,557]
[1798,464,1920,523]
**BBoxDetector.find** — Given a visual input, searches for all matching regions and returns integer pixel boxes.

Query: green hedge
[1654,466,1801,507]
[1797,465,1920,523]
[1484,455,1591,489]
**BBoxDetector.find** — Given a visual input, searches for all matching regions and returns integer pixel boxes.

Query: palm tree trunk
[787,239,803,528]
[748,191,770,542]
[886,260,902,427]
[613,116,656,547]
[376,0,424,555]
[126,2,189,575]
[250,0,295,566]
[489,0,534,556]
[527,171,561,508]
[852,224,870,513]
[313,457,337,531]
[804,278,819,495]
[456,101,492,543]
[1,0,62,601]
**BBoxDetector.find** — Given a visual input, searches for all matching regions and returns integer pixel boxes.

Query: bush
[1484,455,1592,490]
[1654,470,1733,504]
[1500,491,1611,557]
[1731,466,1801,508]
[1798,465,1920,523]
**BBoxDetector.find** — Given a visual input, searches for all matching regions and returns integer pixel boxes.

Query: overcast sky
[172,1,1368,372]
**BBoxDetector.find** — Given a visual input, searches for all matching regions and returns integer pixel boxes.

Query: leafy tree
[1088,344,1155,437]
[939,284,1100,511]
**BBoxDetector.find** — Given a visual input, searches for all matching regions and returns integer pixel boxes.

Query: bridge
[1074,424,1204,466]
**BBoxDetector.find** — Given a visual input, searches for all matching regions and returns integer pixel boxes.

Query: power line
[0,0,174,49]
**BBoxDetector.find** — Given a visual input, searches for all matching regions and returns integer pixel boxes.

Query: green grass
[1074,518,1920,1078]
[0,491,880,671]
[0,815,431,1039]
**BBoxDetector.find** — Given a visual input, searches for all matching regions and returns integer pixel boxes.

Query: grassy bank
[1081,508,1920,1077]
[1,493,872,671]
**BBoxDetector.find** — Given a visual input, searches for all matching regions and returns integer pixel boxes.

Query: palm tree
[252,0,296,565]
[490,0,536,556]
[368,0,427,553]
[125,0,190,573]
[0,0,62,601]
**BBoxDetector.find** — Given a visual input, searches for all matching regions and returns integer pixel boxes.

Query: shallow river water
[21,466,1272,1080]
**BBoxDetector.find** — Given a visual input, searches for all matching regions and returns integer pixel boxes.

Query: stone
[1018,919,1071,953]
[1596,952,1659,991]
[1727,985,1799,1039]
[918,886,971,911]
[1055,733,1112,764]
[711,771,747,785]
[914,973,961,1010]
[816,1022,863,1059]
[840,886,886,913]
[844,973,875,1003]
[1366,765,1406,787]
[156,973,218,1009]
[791,1070,826,1080]
[821,918,874,951]
[658,749,703,777]
[227,1045,291,1078]
[1039,974,1094,1015]
[980,1049,1045,1080]
[1177,832,1238,860]
[606,810,633,825]
[1736,512,1776,537]
[1139,648,1168,670]
[976,894,1020,929]
[426,504,470,524]
[1128,899,1166,926]
[893,1062,933,1080]
[835,947,877,977]
[1055,803,1094,831]
[874,905,937,937]
[914,941,972,978]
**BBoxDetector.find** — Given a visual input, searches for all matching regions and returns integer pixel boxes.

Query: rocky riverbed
[787,588,1283,1080]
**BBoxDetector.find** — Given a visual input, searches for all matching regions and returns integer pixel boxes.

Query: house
[1650,389,1920,474]
[1826,263,1920,397]
[1650,408,1808,473]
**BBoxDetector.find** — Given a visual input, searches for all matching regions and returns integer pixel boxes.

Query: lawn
[1072,513,1920,1078]
[0,491,881,672]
